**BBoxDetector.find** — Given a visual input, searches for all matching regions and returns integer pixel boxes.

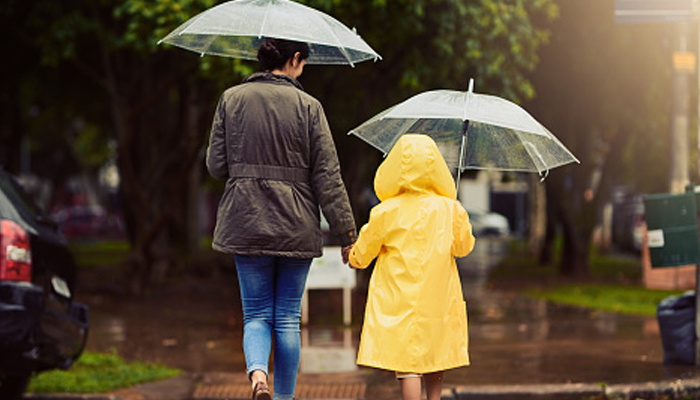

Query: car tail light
[0,219,32,282]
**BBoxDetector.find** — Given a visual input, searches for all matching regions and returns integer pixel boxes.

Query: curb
[23,395,117,400]
[451,377,700,400]
[23,377,700,400]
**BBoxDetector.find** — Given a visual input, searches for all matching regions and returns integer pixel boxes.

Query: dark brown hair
[257,38,310,71]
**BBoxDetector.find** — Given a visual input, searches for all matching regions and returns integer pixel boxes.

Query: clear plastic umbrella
[158,0,381,66]
[349,79,579,182]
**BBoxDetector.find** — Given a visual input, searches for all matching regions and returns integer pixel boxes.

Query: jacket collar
[242,72,304,91]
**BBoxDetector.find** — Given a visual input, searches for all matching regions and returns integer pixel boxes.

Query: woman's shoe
[252,381,272,400]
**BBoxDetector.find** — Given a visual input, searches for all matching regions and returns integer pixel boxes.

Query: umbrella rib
[520,136,549,178]
[347,131,391,157]
[310,9,356,66]
[258,0,274,38]
[200,34,219,57]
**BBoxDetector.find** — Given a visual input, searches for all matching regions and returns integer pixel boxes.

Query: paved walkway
[25,293,700,400]
[24,372,700,400]
[23,240,700,399]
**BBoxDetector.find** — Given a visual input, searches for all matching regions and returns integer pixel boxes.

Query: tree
[3,0,253,293]
[2,0,559,292]
[299,0,558,220]
[526,0,673,276]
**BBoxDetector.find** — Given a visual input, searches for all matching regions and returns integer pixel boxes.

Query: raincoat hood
[374,134,456,202]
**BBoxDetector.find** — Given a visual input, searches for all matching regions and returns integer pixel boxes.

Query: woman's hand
[341,244,354,265]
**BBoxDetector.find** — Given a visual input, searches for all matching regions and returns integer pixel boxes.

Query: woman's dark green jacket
[206,72,356,257]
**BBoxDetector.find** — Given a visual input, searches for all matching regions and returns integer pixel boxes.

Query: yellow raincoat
[350,134,475,374]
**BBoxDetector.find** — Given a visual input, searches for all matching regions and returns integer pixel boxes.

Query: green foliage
[18,0,250,83]
[3,0,560,288]
[589,249,642,280]
[27,350,181,394]
[6,0,557,174]
[114,0,218,52]
[71,123,113,171]
[303,0,557,102]
[526,284,685,317]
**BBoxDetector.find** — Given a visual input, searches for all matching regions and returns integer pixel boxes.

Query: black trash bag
[657,291,696,365]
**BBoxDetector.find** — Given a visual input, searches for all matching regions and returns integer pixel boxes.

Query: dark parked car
[465,206,510,237]
[0,168,89,399]
[50,205,126,240]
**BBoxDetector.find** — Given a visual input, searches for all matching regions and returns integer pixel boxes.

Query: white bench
[301,246,356,326]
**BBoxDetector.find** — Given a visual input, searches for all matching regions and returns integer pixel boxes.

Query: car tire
[0,373,31,400]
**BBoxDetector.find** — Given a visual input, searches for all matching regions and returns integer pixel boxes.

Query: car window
[0,172,42,219]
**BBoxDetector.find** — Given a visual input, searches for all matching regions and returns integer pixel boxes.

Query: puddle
[300,327,358,373]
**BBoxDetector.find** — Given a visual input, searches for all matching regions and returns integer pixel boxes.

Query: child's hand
[341,244,354,265]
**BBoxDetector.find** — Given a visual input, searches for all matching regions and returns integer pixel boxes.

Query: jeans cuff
[247,365,268,380]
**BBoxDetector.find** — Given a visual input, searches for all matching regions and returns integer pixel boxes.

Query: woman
[206,38,357,400]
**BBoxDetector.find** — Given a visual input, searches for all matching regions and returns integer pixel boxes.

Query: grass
[68,240,131,268]
[492,239,642,281]
[526,284,687,317]
[68,237,216,268]
[27,350,181,394]
[492,238,688,316]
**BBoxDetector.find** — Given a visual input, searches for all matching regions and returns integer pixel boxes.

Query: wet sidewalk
[26,239,700,399]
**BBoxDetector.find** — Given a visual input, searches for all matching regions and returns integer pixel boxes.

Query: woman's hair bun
[257,38,310,71]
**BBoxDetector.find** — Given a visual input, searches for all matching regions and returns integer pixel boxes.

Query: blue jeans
[234,255,312,400]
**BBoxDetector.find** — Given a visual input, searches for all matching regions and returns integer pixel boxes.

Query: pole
[670,22,692,193]
[696,264,700,365]
[696,0,700,366]
[696,0,700,184]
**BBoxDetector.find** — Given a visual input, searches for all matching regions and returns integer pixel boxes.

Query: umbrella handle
[456,124,468,194]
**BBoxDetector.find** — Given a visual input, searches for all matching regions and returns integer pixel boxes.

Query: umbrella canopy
[158,0,381,66]
[349,79,579,179]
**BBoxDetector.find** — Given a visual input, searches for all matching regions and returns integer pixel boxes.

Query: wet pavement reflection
[79,237,699,399]
[455,238,696,385]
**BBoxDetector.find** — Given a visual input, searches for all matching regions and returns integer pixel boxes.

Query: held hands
[341,244,354,265]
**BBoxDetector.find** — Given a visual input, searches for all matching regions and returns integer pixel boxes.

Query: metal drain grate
[296,382,366,399]
[193,384,250,399]
[193,382,366,399]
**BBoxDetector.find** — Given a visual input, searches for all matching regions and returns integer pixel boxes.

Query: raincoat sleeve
[206,95,229,180]
[452,204,476,258]
[348,206,384,269]
[308,102,357,247]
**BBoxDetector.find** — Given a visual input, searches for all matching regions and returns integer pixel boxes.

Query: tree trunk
[105,67,210,294]
[559,211,591,277]
[184,85,204,258]
[539,180,559,266]
[527,174,547,256]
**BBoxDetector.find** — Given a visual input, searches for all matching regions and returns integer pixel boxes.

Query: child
[348,134,475,400]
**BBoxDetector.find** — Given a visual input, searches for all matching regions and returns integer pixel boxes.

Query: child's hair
[257,38,310,71]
